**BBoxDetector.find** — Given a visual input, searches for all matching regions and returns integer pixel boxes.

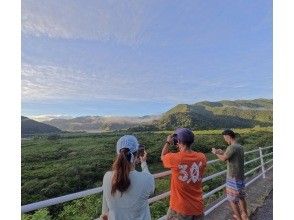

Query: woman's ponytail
[111,148,132,195]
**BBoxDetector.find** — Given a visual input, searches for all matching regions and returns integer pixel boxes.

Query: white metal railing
[244,157,260,165]
[202,164,273,218]
[260,146,273,150]
[244,148,259,155]
[22,146,273,219]
[207,158,220,164]
[22,187,103,214]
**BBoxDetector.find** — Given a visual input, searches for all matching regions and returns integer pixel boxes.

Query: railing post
[259,147,266,178]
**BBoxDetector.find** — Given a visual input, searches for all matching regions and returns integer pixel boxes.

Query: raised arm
[140,151,151,173]
[139,150,155,196]
[161,134,173,159]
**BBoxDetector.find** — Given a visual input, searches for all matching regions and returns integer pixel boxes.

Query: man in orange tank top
[161,128,207,220]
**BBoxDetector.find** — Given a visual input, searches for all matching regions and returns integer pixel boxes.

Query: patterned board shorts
[166,207,204,220]
[226,178,246,202]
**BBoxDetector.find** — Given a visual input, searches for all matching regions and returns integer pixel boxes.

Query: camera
[138,144,145,157]
[171,134,178,145]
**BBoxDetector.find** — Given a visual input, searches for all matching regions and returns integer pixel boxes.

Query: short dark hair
[222,129,236,139]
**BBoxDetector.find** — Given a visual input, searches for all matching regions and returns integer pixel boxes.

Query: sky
[21,0,272,117]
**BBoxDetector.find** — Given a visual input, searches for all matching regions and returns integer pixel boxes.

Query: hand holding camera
[166,134,178,145]
[139,150,147,163]
[138,144,147,163]
[212,148,223,155]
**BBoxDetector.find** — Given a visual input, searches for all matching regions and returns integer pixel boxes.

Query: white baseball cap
[116,135,139,154]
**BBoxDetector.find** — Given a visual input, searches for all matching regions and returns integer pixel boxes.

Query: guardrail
[22,146,273,220]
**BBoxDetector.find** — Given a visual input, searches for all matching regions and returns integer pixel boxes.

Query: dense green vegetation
[154,99,273,130]
[22,127,273,219]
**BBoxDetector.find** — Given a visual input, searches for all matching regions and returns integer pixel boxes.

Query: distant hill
[154,98,272,130]
[42,115,160,132]
[39,98,272,132]
[21,116,62,137]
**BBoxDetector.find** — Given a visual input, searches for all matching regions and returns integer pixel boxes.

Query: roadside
[205,170,273,220]
[251,190,273,220]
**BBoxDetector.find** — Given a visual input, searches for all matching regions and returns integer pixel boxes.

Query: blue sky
[22,0,272,117]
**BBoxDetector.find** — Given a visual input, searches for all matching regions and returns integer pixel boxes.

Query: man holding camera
[212,129,248,220]
[161,128,207,220]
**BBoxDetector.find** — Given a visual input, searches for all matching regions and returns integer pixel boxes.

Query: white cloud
[22,62,228,104]
[30,115,73,122]
[21,63,184,102]
[22,0,155,45]
[22,63,90,100]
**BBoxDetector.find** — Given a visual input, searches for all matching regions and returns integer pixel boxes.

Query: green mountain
[21,116,62,137]
[42,115,160,132]
[38,99,272,132]
[154,98,272,130]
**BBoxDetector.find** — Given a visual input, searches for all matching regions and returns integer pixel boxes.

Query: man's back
[162,151,207,216]
[225,143,245,180]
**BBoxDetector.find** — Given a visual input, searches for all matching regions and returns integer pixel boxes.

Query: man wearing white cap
[100,135,155,220]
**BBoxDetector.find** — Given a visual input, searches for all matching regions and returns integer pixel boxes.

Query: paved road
[251,190,273,220]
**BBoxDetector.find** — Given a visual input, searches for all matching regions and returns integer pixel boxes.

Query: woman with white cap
[100,135,155,220]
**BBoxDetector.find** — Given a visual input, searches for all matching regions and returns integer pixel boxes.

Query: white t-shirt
[102,162,155,220]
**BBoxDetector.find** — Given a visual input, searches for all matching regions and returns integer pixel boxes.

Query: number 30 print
[178,162,202,183]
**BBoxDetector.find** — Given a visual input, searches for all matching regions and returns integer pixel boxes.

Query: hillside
[21,116,62,137]
[155,98,272,130]
[39,99,273,132]
[43,115,160,132]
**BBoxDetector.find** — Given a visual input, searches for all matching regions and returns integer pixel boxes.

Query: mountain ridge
[21,116,62,137]
[26,98,272,132]
[155,98,272,130]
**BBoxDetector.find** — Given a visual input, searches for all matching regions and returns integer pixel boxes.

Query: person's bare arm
[161,143,170,158]
[216,149,224,155]
[140,151,151,173]
[214,153,229,161]
[161,135,173,159]
[212,148,229,161]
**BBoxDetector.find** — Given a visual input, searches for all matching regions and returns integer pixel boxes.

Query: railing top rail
[207,158,220,164]
[22,146,273,213]
[261,146,273,150]
[264,159,273,165]
[244,149,260,155]
[21,187,103,213]
[153,170,171,179]
[244,157,260,165]
[263,152,273,158]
